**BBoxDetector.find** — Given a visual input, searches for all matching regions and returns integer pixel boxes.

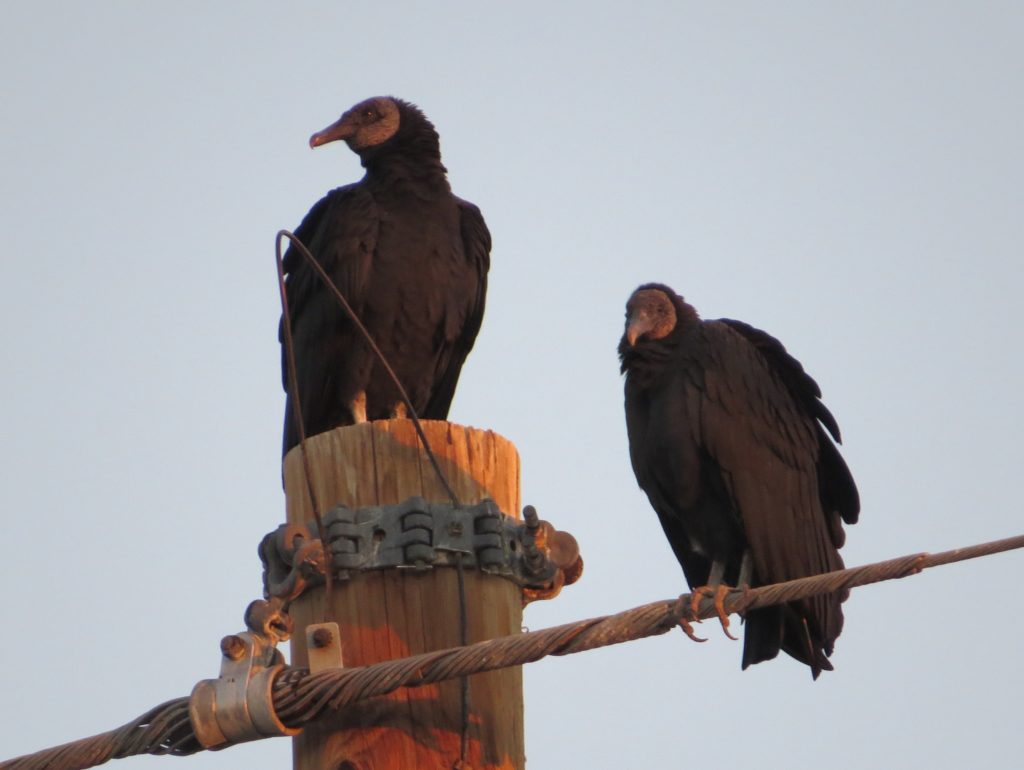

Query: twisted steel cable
[4,534,1023,770]
[271,535,1024,723]
[1,698,200,770]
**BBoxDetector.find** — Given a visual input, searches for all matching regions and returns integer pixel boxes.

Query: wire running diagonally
[5,533,1023,770]
[272,536,1023,724]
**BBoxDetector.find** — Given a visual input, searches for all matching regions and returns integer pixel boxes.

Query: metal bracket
[258,524,326,603]
[321,497,503,572]
[261,497,583,605]
[189,631,299,750]
[519,504,584,603]
[305,622,344,673]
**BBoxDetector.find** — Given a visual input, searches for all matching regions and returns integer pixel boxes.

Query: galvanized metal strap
[260,497,582,601]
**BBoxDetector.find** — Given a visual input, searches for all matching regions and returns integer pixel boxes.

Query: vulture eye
[362,109,377,120]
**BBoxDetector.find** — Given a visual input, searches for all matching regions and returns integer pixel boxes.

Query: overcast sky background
[3,3,1023,768]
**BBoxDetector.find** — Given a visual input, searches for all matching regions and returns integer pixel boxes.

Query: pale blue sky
[3,3,1023,768]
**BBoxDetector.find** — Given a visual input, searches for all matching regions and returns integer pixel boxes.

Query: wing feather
[697,322,845,671]
[280,185,380,454]
[719,319,860,530]
[422,197,490,417]
[698,322,839,583]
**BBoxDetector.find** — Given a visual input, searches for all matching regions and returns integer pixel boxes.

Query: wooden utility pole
[283,419,524,770]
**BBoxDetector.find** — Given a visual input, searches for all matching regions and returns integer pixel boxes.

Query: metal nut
[311,627,333,648]
[220,634,246,660]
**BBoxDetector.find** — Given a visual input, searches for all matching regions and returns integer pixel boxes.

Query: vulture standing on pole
[280,96,490,456]
[618,284,859,677]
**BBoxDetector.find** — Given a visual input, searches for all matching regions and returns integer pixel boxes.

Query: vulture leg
[350,391,367,423]
[733,549,754,625]
[391,401,407,419]
[737,549,753,589]
[690,560,738,640]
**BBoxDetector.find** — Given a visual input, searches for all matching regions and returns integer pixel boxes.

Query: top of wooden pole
[282,419,521,523]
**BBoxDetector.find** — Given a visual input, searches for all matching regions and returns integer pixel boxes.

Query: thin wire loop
[276,229,462,508]
[274,229,470,763]
[276,233,334,615]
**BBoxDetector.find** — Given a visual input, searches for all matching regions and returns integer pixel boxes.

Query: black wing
[421,197,491,418]
[720,319,860,537]
[281,184,380,455]
[698,321,848,672]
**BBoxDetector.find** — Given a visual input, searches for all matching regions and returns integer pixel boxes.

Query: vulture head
[621,283,701,347]
[310,96,401,151]
[308,96,443,171]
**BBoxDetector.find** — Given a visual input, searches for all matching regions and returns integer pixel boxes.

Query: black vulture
[280,96,490,456]
[618,284,859,678]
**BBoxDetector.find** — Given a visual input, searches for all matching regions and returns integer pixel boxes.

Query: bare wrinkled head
[624,287,678,347]
[309,96,401,152]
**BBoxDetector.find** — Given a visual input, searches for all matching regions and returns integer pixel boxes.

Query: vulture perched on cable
[280,96,490,456]
[619,284,859,678]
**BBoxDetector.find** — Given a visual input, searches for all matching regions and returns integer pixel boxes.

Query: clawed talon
[689,585,713,618]
[677,617,707,643]
[713,584,738,641]
[690,584,738,641]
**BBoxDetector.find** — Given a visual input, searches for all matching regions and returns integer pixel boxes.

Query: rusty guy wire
[5,533,1023,770]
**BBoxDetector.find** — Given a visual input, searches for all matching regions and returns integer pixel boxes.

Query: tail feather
[742,594,844,679]
[741,605,784,669]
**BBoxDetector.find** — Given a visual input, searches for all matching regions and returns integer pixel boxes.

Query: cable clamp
[189,629,299,749]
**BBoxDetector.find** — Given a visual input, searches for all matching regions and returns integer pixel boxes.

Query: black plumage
[280,96,490,456]
[619,284,859,677]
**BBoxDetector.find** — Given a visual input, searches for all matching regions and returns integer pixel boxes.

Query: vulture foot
[677,616,707,644]
[690,584,738,641]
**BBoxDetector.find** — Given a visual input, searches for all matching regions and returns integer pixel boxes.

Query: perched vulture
[280,96,490,456]
[619,284,859,677]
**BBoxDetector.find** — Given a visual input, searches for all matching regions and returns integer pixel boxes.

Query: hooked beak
[626,313,653,347]
[309,115,356,149]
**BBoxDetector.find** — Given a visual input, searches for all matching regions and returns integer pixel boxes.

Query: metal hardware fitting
[260,497,582,604]
[189,631,299,749]
[305,621,344,673]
